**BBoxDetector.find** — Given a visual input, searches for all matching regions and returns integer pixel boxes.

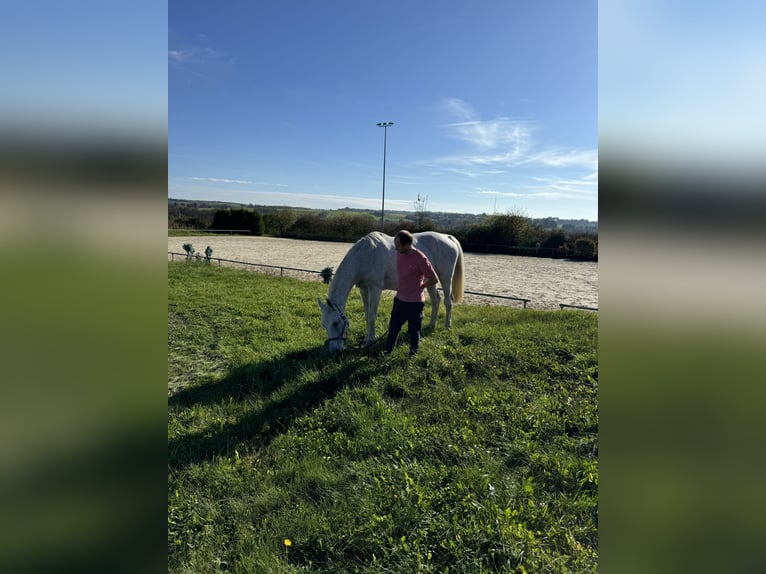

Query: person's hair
[395,230,414,246]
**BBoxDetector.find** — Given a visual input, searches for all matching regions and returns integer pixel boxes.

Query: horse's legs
[427,285,440,328]
[359,286,369,316]
[363,288,382,345]
[440,280,453,328]
[444,293,453,328]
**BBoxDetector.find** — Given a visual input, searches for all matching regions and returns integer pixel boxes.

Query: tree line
[169,203,597,260]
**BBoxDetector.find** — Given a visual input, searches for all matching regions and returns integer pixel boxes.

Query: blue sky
[169,1,597,220]
[600,0,766,176]
[1,1,166,136]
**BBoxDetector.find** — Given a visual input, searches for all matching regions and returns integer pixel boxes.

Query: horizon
[168,196,598,224]
[169,1,597,220]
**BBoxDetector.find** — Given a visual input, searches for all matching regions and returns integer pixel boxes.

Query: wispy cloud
[189,176,287,187]
[168,50,186,64]
[469,167,597,204]
[435,98,595,173]
[172,186,413,212]
[190,176,251,185]
[522,171,598,201]
[477,189,525,197]
[442,98,532,155]
[521,148,598,170]
[168,46,221,66]
[389,174,436,186]
[424,98,598,210]
[169,45,234,79]
[549,178,598,195]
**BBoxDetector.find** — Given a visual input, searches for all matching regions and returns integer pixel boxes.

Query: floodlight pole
[376,121,394,231]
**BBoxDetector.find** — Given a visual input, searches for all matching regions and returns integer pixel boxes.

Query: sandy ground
[169,235,598,310]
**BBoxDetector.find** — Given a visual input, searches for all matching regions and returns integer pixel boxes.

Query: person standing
[385,230,438,357]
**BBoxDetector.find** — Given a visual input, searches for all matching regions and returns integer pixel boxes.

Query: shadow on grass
[168,345,383,470]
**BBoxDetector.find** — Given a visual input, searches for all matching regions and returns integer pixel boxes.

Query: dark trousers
[386,297,425,354]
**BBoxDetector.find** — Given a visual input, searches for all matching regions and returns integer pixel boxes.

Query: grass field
[168,261,598,573]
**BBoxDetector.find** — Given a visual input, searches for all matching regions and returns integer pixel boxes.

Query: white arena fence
[168,251,597,312]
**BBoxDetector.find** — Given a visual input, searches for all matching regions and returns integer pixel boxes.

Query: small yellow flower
[284,539,292,547]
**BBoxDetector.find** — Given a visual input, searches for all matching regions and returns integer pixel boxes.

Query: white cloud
[189,176,287,187]
[470,169,597,204]
[168,46,231,76]
[477,189,525,197]
[521,148,598,170]
[436,97,595,173]
[524,173,598,201]
[442,97,476,122]
[172,179,410,211]
[441,98,532,155]
[190,176,251,184]
[446,120,532,154]
[168,50,187,63]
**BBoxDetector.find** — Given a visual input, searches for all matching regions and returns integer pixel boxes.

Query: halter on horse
[321,298,349,350]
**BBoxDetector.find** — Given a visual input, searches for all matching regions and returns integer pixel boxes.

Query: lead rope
[344,327,389,353]
[326,300,389,353]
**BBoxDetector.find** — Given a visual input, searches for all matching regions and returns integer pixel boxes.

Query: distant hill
[168,198,597,233]
[532,216,598,234]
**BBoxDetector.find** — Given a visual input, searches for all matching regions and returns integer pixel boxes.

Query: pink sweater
[396,249,437,302]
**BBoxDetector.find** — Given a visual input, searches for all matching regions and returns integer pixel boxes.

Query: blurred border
[3,1,765,572]
[600,1,766,572]
[1,2,167,573]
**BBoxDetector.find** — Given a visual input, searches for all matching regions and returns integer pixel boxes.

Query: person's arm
[421,275,438,289]
[420,255,438,289]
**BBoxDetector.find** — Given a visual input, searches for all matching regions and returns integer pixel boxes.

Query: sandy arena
[169,235,598,311]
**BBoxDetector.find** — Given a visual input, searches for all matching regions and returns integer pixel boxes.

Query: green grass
[168,262,598,573]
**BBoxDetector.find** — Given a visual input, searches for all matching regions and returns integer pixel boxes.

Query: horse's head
[317,298,349,353]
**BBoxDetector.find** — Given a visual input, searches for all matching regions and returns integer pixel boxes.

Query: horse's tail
[451,236,464,303]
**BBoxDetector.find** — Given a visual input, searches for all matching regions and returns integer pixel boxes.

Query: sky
[1,1,166,136]
[599,0,766,175]
[169,0,598,220]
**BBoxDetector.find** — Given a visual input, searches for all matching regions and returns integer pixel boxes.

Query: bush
[542,229,567,249]
[573,237,597,259]
[211,208,264,235]
[463,213,532,247]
